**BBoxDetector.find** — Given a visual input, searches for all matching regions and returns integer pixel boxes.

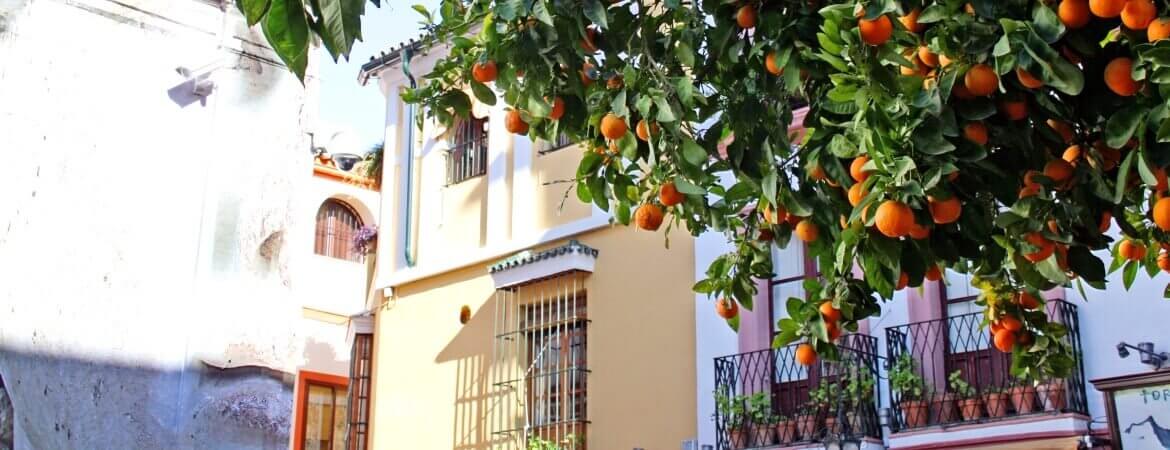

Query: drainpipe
[402,47,417,267]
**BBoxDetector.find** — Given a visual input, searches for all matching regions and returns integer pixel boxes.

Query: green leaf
[1031,4,1065,44]
[317,0,365,60]
[676,41,695,67]
[654,97,677,122]
[674,177,705,195]
[682,139,708,167]
[411,4,431,22]
[615,199,631,225]
[583,0,608,29]
[1105,106,1145,149]
[611,90,628,118]
[238,0,271,26]
[693,279,716,294]
[1067,246,1105,282]
[1114,149,1136,203]
[531,0,554,26]
[470,81,496,106]
[261,0,310,81]
[1123,259,1139,289]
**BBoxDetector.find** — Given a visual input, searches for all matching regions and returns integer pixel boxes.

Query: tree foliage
[251,0,1170,379]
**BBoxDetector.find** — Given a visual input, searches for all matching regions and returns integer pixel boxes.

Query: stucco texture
[368,225,697,449]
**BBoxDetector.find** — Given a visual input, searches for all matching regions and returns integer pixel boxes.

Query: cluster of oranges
[794,301,845,366]
[989,291,1042,353]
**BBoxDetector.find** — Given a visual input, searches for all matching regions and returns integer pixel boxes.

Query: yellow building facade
[355,44,698,449]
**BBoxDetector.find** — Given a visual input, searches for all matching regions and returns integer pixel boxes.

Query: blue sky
[317,0,441,151]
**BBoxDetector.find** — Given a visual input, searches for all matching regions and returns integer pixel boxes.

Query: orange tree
[252,0,1170,380]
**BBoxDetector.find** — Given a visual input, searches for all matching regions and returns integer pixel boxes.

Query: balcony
[713,335,881,450]
[884,300,1088,433]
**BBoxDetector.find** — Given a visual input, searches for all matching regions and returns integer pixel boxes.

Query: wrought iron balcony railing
[713,335,881,450]
[884,300,1087,432]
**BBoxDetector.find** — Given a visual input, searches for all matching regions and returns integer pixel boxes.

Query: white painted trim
[887,414,1087,449]
[346,314,374,346]
[376,214,611,289]
[489,250,596,289]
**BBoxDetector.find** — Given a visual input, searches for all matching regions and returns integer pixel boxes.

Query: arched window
[315,199,363,262]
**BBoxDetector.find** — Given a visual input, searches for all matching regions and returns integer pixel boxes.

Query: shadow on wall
[0,346,292,450]
[436,294,512,450]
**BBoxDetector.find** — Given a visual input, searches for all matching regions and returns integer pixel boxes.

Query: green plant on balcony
[889,354,928,429]
[747,391,778,444]
[528,434,580,450]
[715,390,749,446]
[845,370,876,407]
[949,370,984,421]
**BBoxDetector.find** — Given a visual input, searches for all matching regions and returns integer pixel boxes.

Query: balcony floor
[887,412,1091,449]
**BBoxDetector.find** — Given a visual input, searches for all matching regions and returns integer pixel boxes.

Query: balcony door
[940,271,1012,391]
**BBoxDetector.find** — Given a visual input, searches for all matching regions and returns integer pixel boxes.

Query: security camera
[1117,342,1130,358]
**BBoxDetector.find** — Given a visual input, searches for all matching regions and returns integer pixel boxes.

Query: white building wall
[0,0,369,448]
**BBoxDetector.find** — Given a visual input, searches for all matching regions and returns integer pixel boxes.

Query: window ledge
[888,412,1090,449]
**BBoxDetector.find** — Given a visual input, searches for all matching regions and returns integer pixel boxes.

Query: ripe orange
[505,109,529,134]
[1100,211,1113,233]
[635,203,664,231]
[900,8,924,33]
[796,343,818,366]
[1017,67,1044,89]
[810,164,828,181]
[820,301,842,322]
[908,222,931,239]
[580,27,599,53]
[1105,57,1140,96]
[795,220,820,242]
[1024,232,1056,262]
[918,46,939,67]
[600,113,628,140]
[1045,159,1075,183]
[1154,197,1170,231]
[549,97,566,120]
[1120,239,1147,260]
[1122,0,1156,29]
[1024,170,1044,187]
[897,272,909,290]
[901,55,928,76]
[659,182,685,207]
[848,183,867,207]
[859,15,894,46]
[925,265,942,281]
[1159,252,1170,273]
[964,121,989,145]
[786,212,803,226]
[472,60,498,83]
[1155,167,1168,192]
[929,195,962,224]
[990,322,1005,335]
[736,5,757,28]
[607,75,624,90]
[716,298,739,319]
[1149,17,1170,41]
[851,155,872,182]
[636,119,658,141]
[965,64,999,96]
[1000,315,1024,332]
[1016,291,1041,309]
[1059,0,1092,28]
[826,320,843,340]
[999,97,1028,120]
[580,62,597,86]
[939,53,955,68]
[875,200,914,238]
[765,51,784,76]
[1047,119,1076,143]
[762,204,787,225]
[1090,0,1126,17]
[1018,331,1035,346]
[994,329,1017,353]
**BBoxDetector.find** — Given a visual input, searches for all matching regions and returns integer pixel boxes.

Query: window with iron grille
[769,242,820,341]
[490,271,589,449]
[447,116,489,185]
[536,134,576,155]
[346,333,373,450]
[315,199,364,262]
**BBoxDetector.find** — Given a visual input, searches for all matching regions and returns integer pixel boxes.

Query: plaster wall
[0,0,368,448]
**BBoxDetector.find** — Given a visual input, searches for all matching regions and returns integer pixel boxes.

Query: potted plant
[950,370,984,421]
[775,414,798,444]
[716,391,749,448]
[795,402,820,440]
[1008,376,1038,414]
[889,354,929,429]
[844,369,876,433]
[982,386,1010,418]
[810,380,841,433]
[1037,378,1068,411]
[747,391,778,445]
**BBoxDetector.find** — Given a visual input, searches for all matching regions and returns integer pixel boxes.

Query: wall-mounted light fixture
[1116,341,1169,369]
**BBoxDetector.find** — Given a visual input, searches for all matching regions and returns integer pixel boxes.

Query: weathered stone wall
[0,0,322,448]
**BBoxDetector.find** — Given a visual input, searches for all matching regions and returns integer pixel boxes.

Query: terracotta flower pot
[983,392,1010,418]
[775,419,798,444]
[1008,385,1038,414]
[1038,379,1068,411]
[825,415,841,434]
[796,414,819,440]
[728,426,748,449]
[755,424,777,446]
[935,393,959,424]
[900,399,929,429]
[959,397,984,421]
[846,411,864,434]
